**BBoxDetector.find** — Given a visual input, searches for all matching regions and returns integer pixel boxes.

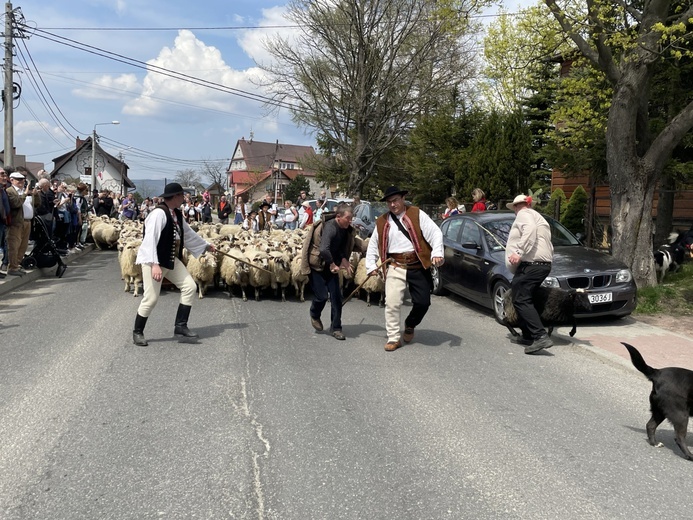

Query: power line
[20,25,304,114]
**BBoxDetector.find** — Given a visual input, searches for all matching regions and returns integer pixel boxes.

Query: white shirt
[136,207,209,265]
[22,191,34,219]
[365,209,443,273]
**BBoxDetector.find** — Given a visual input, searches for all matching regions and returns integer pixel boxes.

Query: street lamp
[90,121,120,194]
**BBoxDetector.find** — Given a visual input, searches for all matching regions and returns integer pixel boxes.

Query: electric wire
[20,25,303,113]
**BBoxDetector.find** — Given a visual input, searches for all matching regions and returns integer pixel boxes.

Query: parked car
[432,211,637,322]
[352,201,389,239]
[306,198,339,212]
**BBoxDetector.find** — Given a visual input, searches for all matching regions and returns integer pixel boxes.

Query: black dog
[501,287,592,338]
[622,342,693,461]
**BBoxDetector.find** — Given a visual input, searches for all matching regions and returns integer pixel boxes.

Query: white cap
[9,172,25,180]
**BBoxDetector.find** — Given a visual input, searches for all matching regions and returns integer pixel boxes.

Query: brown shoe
[384,340,402,352]
[310,316,324,332]
[402,327,415,343]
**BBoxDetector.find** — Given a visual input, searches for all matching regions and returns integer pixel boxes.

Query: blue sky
[6,0,520,182]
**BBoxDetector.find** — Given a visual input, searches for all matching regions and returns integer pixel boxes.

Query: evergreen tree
[561,185,588,236]
[539,187,567,221]
[283,175,312,204]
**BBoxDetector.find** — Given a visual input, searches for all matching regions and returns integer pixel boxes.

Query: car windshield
[481,215,581,251]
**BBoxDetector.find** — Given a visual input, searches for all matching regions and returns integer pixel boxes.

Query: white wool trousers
[137,258,196,318]
[384,264,432,343]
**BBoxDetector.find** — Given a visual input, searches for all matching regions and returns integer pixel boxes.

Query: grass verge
[635,262,693,315]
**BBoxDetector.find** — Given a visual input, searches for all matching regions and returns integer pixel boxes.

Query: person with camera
[5,170,30,275]
[94,190,113,217]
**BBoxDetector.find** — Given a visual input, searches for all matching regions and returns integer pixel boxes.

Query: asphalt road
[1,250,693,519]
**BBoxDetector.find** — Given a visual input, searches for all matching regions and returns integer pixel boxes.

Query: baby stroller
[21,216,68,278]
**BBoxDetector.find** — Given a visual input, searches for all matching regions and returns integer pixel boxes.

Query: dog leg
[672,417,693,461]
[646,409,665,447]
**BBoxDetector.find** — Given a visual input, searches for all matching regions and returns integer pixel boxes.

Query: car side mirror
[461,242,481,250]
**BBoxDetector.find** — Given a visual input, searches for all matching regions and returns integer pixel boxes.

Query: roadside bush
[561,185,587,236]
[541,188,567,221]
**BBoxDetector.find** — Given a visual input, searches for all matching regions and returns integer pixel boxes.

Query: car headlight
[615,269,632,283]
[541,276,560,288]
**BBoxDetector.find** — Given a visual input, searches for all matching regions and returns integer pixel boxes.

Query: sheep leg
[366,291,371,307]
[299,283,305,303]
[379,292,385,307]
[281,287,286,302]
[133,277,140,297]
[241,287,248,302]
[124,280,130,293]
[506,325,520,337]
[255,287,261,301]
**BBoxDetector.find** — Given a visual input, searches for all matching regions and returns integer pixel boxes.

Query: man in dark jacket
[304,202,357,341]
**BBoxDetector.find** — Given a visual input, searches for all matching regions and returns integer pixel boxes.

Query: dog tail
[621,342,657,379]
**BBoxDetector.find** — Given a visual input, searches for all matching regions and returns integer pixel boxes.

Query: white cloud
[73,74,141,100]
[237,6,300,66]
[121,30,263,118]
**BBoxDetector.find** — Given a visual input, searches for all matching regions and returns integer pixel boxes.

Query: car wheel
[492,280,510,323]
[431,265,447,295]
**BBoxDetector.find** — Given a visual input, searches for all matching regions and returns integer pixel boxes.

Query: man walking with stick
[300,202,360,341]
[365,186,444,351]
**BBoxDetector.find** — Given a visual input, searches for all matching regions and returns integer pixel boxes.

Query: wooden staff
[343,257,393,305]
[217,250,273,275]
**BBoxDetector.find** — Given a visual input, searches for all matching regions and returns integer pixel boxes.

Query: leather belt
[389,251,422,269]
[519,261,551,266]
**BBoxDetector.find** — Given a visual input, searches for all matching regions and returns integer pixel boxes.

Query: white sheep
[290,254,309,302]
[218,246,248,299]
[119,239,143,296]
[269,250,292,302]
[246,248,272,301]
[186,250,218,299]
[354,257,385,307]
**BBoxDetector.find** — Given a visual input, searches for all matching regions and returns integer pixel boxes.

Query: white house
[50,137,134,195]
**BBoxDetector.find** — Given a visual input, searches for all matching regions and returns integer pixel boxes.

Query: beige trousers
[7,223,23,270]
[384,265,407,343]
[137,258,196,318]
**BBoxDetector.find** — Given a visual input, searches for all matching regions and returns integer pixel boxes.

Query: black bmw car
[432,211,637,321]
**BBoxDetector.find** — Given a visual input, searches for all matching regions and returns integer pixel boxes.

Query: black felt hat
[160,182,185,198]
[259,201,271,208]
[380,186,408,202]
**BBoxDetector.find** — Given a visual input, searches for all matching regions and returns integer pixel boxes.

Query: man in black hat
[365,186,444,351]
[257,200,274,231]
[132,182,216,346]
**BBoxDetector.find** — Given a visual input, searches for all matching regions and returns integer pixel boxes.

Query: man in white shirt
[132,183,216,346]
[365,186,444,351]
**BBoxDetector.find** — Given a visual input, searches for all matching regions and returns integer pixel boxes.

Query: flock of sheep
[87,215,385,305]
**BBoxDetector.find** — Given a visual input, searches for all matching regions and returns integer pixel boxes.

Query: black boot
[133,314,149,346]
[174,304,199,340]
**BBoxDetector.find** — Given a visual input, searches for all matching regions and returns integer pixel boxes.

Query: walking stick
[343,258,393,305]
[217,250,273,275]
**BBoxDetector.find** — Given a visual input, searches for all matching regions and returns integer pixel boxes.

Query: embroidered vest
[375,206,433,269]
[143,204,185,269]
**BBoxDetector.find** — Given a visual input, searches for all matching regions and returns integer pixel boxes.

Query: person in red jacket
[300,200,314,228]
[471,188,487,212]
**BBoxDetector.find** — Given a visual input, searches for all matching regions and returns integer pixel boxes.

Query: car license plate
[588,292,612,304]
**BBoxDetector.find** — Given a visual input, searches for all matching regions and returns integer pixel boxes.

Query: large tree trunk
[607,75,658,289]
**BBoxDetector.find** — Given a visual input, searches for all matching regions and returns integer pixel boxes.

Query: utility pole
[3,3,27,169]
[3,2,14,167]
